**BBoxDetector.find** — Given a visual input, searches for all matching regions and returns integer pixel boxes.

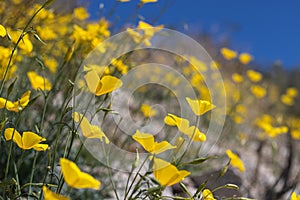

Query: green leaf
[218,159,231,178]
[33,33,46,45]
[183,155,217,165]
[7,77,17,96]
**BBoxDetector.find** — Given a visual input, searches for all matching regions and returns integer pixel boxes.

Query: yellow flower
[291,130,300,140]
[281,94,294,106]
[246,70,262,82]
[132,130,176,154]
[267,126,288,138]
[84,65,110,76]
[4,128,48,151]
[226,149,245,172]
[202,189,216,200]
[250,85,266,99]
[73,7,90,20]
[0,91,31,112]
[27,71,52,91]
[232,73,244,83]
[286,87,298,97]
[60,158,101,190]
[164,113,206,142]
[186,97,216,116]
[111,58,128,75]
[43,186,70,200]
[137,21,163,38]
[0,24,6,37]
[36,26,57,41]
[239,53,253,65]
[72,112,109,144]
[153,158,190,187]
[84,69,123,96]
[140,0,157,4]
[140,103,157,117]
[44,58,59,73]
[291,192,300,200]
[220,48,237,60]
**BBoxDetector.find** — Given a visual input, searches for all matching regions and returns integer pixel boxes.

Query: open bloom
[27,71,52,91]
[239,53,253,65]
[4,128,48,151]
[0,90,30,112]
[226,149,245,172]
[164,113,206,142]
[84,69,122,96]
[220,48,237,60]
[246,70,262,82]
[132,130,176,154]
[153,158,190,187]
[72,112,109,144]
[186,97,215,116]
[43,186,70,200]
[60,158,101,190]
[140,103,157,117]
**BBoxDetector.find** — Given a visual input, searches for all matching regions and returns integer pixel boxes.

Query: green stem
[177,116,200,165]
[4,112,22,181]
[28,151,38,200]
[125,155,149,199]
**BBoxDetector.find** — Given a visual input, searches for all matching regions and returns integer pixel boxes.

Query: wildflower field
[0,0,299,199]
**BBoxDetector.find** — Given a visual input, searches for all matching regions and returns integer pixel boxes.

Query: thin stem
[125,155,149,199]
[177,116,200,165]
[28,151,38,200]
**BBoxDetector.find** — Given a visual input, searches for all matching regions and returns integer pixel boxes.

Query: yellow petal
[60,158,101,190]
[73,112,109,143]
[239,53,252,65]
[18,90,31,108]
[140,103,157,117]
[184,126,206,142]
[96,75,123,96]
[73,7,90,20]
[0,98,15,110]
[84,68,100,94]
[164,113,190,132]
[203,189,216,200]
[186,97,216,116]
[132,130,155,153]
[291,192,300,200]
[246,70,262,82]
[153,141,176,154]
[22,131,46,150]
[153,158,190,187]
[27,71,52,91]
[220,48,237,60]
[0,24,6,37]
[43,186,70,200]
[250,85,266,99]
[33,144,49,151]
[226,149,245,172]
[4,128,23,148]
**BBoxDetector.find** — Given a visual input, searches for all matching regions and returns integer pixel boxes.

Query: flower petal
[22,131,46,150]
[4,128,23,148]
[60,158,101,190]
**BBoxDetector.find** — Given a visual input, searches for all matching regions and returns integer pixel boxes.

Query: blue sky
[88,0,300,68]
